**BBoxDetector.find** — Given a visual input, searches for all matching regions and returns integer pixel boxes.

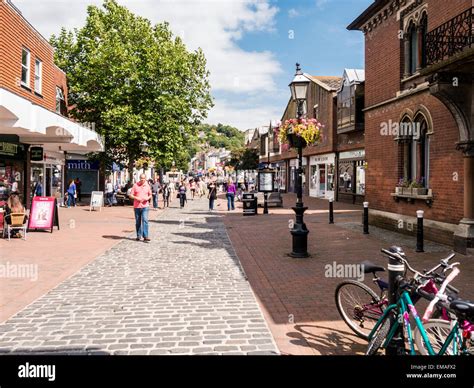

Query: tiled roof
[306,75,343,91]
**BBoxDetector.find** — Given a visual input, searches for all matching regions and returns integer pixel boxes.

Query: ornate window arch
[398,107,432,188]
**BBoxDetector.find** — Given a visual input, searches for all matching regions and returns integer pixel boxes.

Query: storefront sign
[30,147,44,162]
[28,196,59,232]
[67,160,100,170]
[0,142,25,159]
[310,153,336,165]
[339,149,365,160]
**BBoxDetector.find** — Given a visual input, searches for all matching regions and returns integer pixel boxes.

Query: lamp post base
[289,206,309,258]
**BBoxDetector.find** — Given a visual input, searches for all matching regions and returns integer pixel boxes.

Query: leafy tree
[50,0,213,171]
[228,147,258,171]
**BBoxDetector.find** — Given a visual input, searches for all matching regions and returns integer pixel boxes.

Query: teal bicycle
[366,248,472,355]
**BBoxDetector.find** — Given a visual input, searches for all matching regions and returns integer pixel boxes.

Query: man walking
[106,179,114,207]
[151,178,161,210]
[129,173,152,242]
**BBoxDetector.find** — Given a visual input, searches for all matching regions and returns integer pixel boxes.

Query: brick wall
[0,0,67,113]
[365,92,464,225]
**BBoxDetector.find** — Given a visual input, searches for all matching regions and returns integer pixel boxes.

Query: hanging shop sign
[30,147,44,162]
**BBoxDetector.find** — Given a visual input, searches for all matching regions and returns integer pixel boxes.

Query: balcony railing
[426,7,473,66]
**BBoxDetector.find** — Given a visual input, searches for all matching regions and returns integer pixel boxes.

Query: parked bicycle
[366,247,473,355]
[335,247,458,340]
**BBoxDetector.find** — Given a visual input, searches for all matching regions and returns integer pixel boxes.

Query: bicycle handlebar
[422,267,460,322]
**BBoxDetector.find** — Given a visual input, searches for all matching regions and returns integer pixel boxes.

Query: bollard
[263,192,269,215]
[363,202,369,234]
[416,210,424,252]
[386,246,406,355]
[329,198,334,224]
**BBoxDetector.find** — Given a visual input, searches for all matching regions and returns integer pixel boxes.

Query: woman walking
[226,179,236,211]
[162,184,170,208]
[67,179,76,208]
[208,181,217,211]
[178,181,187,209]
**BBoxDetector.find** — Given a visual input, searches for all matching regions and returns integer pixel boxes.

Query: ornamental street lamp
[140,141,150,153]
[288,63,310,258]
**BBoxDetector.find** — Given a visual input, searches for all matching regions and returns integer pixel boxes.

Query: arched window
[399,115,431,188]
[419,13,428,68]
[408,22,418,74]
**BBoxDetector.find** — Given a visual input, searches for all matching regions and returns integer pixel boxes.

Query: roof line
[347,0,390,31]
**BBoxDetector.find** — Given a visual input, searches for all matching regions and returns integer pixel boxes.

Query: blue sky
[15,0,373,130]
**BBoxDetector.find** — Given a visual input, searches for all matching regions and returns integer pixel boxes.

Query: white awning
[0,87,103,152]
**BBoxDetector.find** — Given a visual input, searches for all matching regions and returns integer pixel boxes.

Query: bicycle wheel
[366,314,391,355]
[335,280,385,340]
[414,319,460,355]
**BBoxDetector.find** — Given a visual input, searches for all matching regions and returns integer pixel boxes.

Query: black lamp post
[288,63,310,258]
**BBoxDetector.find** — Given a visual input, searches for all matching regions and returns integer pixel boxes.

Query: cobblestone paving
[0,199,279,355]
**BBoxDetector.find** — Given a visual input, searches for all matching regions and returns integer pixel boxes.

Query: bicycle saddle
[388,246,406,256]
[449,299,474,320]
[361,260,385,274]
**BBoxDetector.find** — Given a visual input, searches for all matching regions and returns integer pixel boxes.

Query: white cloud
[13,0,284,129]
[316,0,330,9]
[207,97,282,130]
[288,8,299,18]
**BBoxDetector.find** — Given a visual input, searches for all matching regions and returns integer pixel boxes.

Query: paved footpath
[0,198,279,355]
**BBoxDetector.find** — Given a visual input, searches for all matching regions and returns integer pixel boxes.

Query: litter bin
[242,193,257,216]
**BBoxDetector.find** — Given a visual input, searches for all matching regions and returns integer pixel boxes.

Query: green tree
[228,147,258,171]
[50,0,213,171]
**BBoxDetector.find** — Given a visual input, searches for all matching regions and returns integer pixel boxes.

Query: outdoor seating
[4,212,27,241]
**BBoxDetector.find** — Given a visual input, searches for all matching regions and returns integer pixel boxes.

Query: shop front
[273,161,287,193]
[30,150,65,203]
[338,149,366,204]
[288,158,308,194]
[66,158,100,197]
[309,153,336,199]
[0,135,27,203]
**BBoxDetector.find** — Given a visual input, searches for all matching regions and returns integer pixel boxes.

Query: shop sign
[311,154,335,164]
[28,196,60,233]
[0,142,24,158]
[30,147,44,162]
[339,150,365,160]
[67,159,100,170]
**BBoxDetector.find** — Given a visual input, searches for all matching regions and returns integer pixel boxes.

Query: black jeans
[209,197,215,210]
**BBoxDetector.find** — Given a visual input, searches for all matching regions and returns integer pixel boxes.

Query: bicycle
[413,268,474,355]
[335,247,456,340]
[366,248,470,355]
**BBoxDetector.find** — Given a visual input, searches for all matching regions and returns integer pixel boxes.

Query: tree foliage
[50,0,213,169]
[195,123,244,151]
[228,147,258,171]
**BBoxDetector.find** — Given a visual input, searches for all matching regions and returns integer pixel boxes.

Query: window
[420,14,428,68]
[404,14,428,76]
[408,22,418,74]
[34,59,42,94]
[399,116,430,188]
[21,48,30,86]
[56,87,67,116]
[337,80,355,130]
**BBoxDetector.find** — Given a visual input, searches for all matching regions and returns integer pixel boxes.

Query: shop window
[21,48,30,87]
[338,162,354,193]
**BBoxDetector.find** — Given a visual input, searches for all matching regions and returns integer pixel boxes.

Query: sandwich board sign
[28,196,60,232]
[90,191,104,211]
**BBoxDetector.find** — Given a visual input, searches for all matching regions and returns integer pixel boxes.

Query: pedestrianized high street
[0,198,278,355]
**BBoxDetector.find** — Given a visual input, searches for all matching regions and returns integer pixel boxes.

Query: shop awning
[0,87,103,153]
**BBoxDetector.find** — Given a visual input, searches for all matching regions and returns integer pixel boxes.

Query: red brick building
[261,73,342,198]
[348,0,474,252]
[0,0,102,203]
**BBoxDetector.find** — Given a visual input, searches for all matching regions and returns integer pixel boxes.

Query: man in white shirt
[106,179,114,207]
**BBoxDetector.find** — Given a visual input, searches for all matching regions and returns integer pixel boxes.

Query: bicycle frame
[368,290,466,355]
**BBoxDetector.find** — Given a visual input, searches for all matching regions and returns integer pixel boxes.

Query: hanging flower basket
[275,118,323,149]
[287,133,307,149]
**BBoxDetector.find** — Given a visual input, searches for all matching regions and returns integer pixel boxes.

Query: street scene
[1,0,474,384]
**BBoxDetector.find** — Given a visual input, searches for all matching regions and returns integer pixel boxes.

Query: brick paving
[0,198,279,355]
[221,193,474,355]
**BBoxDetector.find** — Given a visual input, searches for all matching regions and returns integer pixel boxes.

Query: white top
[106,182,114,193]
